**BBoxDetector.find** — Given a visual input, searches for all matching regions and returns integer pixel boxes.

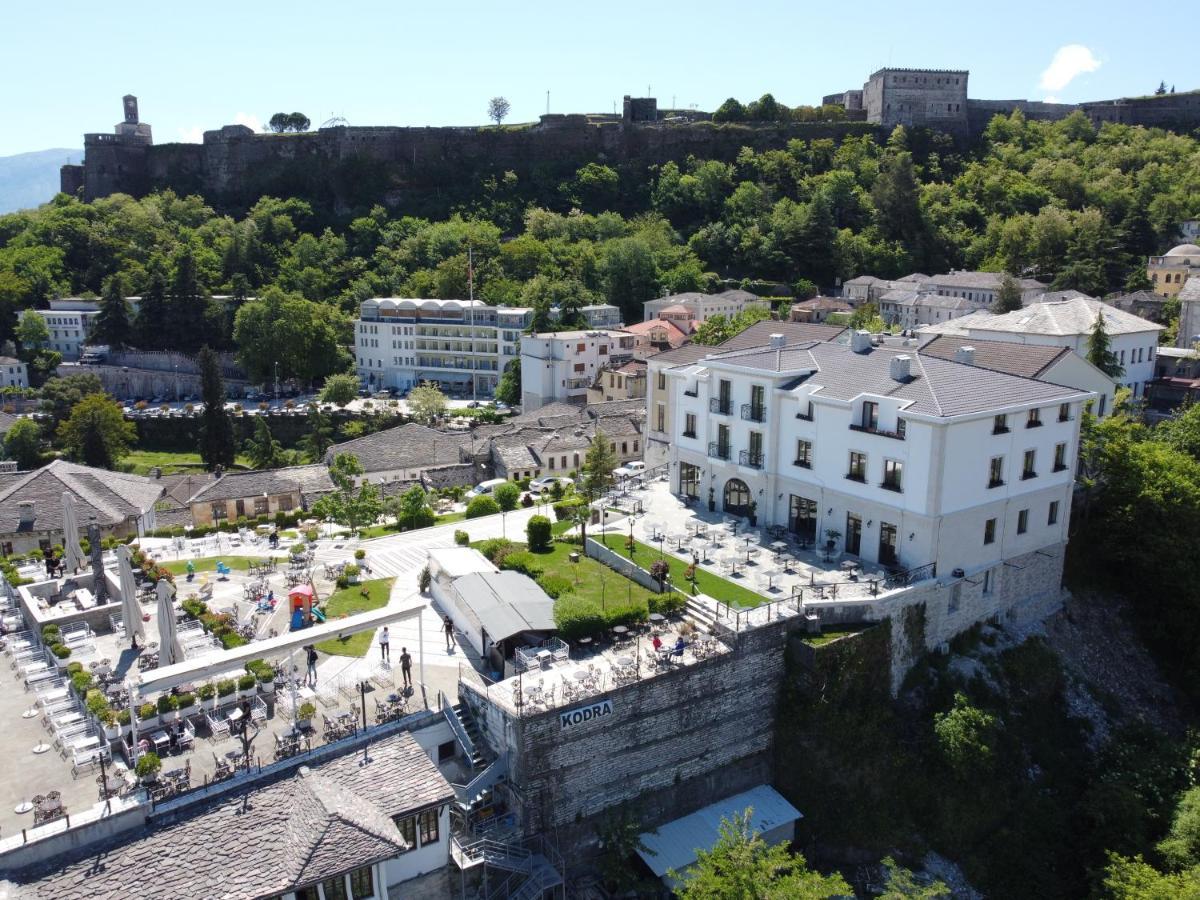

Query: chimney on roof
[768,333,785,349]
[954,345,976,366]
[18,501,34,527]
[890,355,912,382]
[850,330,872,353]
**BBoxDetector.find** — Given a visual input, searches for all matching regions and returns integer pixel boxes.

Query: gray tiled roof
[719,320,846,350]
[967,297,1162,337]
[0,460,163,536]
[508,400,586,425]
[921,271,1047,291]
[9,729,453,900]
[187,464,334,504]
[453,571,557,641]
[326,423,471,474]
[708,340,1085,417]
[919,335,1070,379]
[0,411,18,435]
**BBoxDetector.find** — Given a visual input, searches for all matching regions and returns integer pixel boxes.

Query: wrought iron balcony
[740,403,766,423]
[739,449,765,469]
[849,422,906,440]
[988,478,1005,489]
[709,398,732,415]
[708,441,730,460]
[880,480,903,493]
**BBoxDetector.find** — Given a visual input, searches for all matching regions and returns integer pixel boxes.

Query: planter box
[259,680,276,694]
[177,703,198,720]
[136,714,160,731]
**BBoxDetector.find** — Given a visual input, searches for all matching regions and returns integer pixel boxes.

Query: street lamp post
[274,361,280,400]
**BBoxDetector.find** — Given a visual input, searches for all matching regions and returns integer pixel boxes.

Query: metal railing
[708,441,730,460]
[709,397,732,415]
[884,561,936,588]
[849,422,906,440]
[739,449,765,469]
[740,403,766,423]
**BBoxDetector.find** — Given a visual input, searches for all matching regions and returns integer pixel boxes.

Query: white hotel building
[662,331,1091,591]
[354,298,532,397]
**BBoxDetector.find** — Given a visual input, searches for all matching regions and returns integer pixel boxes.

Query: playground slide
[312,608,326,623]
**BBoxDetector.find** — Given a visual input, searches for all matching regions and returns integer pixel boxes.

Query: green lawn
[315,578,395,657]
[360,510,467,539]
[161,556,268,575]
[597,532,766,609]
[533,541,660,612]
[799,624,870,647]
[121,450,253,476]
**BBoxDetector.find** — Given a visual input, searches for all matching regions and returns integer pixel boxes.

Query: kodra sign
[559,698,613,730]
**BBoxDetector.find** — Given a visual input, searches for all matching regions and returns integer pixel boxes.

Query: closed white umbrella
[117,545,145,645]
[61,492,86,575]
[156,579,181,666]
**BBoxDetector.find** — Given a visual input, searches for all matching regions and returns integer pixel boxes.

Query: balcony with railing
[683,387,698,397]
[710,397,732,415]
[739,449,765,469]
[708,441,731,460]
[849,422,905,440]
[741,403,766,423]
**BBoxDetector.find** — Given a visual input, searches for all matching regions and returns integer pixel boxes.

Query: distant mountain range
[0,148,81,214]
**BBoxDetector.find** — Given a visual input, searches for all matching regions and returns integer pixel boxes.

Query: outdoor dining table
[760,568,782,591]
[611,625,630,641]
[648,613,665,631]
[743,545,761,564]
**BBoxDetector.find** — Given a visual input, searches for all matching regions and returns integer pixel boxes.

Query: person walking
[379,626,390,663]
[399,647,412,688]
[443,615,455,651]
[305,645,318,687]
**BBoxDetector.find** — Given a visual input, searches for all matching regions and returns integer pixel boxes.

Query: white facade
[354,298,531,397]
[664,334,1090,581]
[37,307,98,360]
[520,329,636,411]
[916,272,1047,307]
[642,290,768,324]
[0,356,28,388]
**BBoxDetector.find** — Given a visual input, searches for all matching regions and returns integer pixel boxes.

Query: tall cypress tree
[168,247,208,352]
[93,274,132,348]
[198,346,236,470]
[1087,312,1125,378]
[134,259,170,349]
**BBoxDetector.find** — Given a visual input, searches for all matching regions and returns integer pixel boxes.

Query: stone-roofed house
[1107,289,1169,323]
[0,410,19,439]
[324,422,478,485]
[186,464,335,527]
[0,459,163,555]
[6,729,456,900]
[917,271,1047,308]
[788,297,853,323]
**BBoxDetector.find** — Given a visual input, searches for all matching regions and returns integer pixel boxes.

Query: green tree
[299,406,335,462]
[1104,854,1200,899]
[233,288,350,384]
[496,358,521,406]
[16,309,48,356]
[319,373,360,407]
[595,811,657,894]
[602,237,659,322]
[311,453,383,534]
[933,691,998,778]
[392,484,434,531]
[1159,787,1200,871]
[465,494,500,518]
[526,514,552,551]
[878,857,951,899]
[693,306,774,346]
[487,96,511,126]
[166,246,211,352]
[133,259,170,349]
[197,345,236,471]
[494,481,520,511]
[672,809,850,899]
[712,98,746,123]
[242,416,285,469]
[40,372,104,430]
[3,417,44,470]
[408,382,448,425]
[93,273,132,348]
[848,302,887,332]
[56,393,136,469]
[1087,311,1125,378]
[991,273,1024,313]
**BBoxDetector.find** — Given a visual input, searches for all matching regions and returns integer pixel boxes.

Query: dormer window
[862,401,879,430]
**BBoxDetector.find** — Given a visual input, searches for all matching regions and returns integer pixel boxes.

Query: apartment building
[353,298,532,398]
[0,356,28,388]
[519,329,635,411]
[662,330,1091,580]
[35,300,102,361]
[641,289,767,324]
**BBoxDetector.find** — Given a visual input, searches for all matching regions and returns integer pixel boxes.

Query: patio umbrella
[116,545,145,645]
[156,578,182,666]
[61,492,86,575]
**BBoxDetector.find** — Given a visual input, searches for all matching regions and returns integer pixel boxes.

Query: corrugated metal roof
[635,785,802,877]
[452,571,556,642]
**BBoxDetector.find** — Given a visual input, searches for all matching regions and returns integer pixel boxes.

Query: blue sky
[2,0,1187,157]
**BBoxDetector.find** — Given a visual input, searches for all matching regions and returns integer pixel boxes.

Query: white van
[466,478,508,499]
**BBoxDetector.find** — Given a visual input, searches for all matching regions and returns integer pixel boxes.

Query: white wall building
[663,331,1091,581]
[641,289,767,324]
[520,329,635,411]
[36,300,101,361]
[353,298,531,398]
[916,272,1047,307]
[919,297,1163,400]
[0,356,28,388]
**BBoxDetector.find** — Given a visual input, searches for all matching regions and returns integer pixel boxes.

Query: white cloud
[177,125,204,143]
[1039,44,1101,93]
[234,111,263,133]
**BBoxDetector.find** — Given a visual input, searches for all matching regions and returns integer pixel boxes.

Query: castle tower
[114,94,153,145]
[122,94,139,124]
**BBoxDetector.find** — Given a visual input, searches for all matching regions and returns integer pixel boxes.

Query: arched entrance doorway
[722,478,751,517]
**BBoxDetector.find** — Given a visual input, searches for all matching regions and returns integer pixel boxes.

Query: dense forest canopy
[1,111,1196,359]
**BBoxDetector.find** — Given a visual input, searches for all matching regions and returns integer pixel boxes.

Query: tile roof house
[0,410,19,438]
[0,459,163,555]
[788,297,854,323]
[622,317,691,356]
[325,423,478,484]
[185,464,336,527]
[7,729,455,900]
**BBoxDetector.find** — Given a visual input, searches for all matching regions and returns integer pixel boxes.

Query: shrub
[494,482,521,511]
[71,671,94,694]
[85,690,109,717]
[335,575,349,590]
[537,574,574,599]
[177,692,196,708]
[553,498,585,521]
[197,683,216,700]
[289,543,306,557]
[135,752,162,780]
[156,695,173,714]
[305,528,319,542]
[237,673,258,691]
[343,564,360,578]
[477,538,516,565]
[298,702,316,721]
[216,679,237,697]
[220,632,248,650]
[117,708,131,725]
[418,565,431,593]
[500,551,544,578]
[454,529,470,546]
[649,592,686,616]
[66,661,84,676]
[521,492,534,508]
[526,515,552,552]
[51,643,71,659]
[138,702,157,721]
[466,495,501,518]
[40,624,60,641]
[354,548,366,560]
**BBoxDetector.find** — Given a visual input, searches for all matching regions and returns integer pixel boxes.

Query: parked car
[465,478,508,500]
[613,461,647,481]
[529,476,573,495]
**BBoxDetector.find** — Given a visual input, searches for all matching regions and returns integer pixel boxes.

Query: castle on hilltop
[822,67,1200,138]
[60,74,1200,213]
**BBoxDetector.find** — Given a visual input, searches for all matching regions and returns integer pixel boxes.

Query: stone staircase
[683,593,721,633]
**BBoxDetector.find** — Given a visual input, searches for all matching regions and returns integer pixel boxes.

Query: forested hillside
[0,111,1196,367]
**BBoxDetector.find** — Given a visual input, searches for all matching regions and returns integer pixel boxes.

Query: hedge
[526,515,552,552]
[466,495,501,518]
[499,551,543,579]
[552,498,586,521]
[553,593,647,642]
